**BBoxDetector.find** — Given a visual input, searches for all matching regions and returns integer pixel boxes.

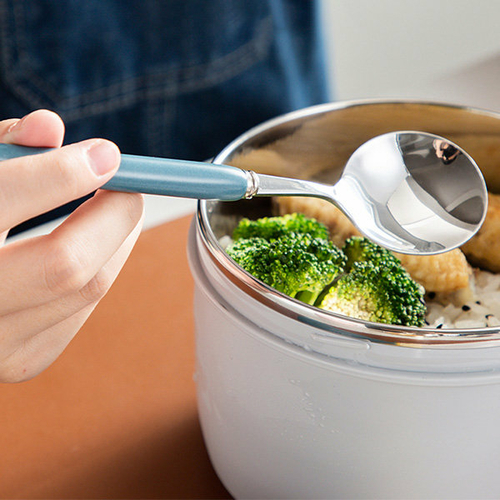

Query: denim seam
[65,26,272,122]
[0,1,54,109]
[13,0,65,104]
[62,18,271,121]
[0,0,273,122]
[144,93,177,156]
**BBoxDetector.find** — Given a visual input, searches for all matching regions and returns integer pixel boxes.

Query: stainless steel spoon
[0,130,487,255]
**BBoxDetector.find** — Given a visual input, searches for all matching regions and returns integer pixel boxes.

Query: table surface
[0,215,231,499]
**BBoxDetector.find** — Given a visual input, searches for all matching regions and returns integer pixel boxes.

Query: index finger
[0,109,65,148]
[0,110,66,241]
[0,138,120,233]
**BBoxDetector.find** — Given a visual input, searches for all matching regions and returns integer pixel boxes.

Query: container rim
[197,98,500,348]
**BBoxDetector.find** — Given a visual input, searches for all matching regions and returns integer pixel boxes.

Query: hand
[0,109,144,382]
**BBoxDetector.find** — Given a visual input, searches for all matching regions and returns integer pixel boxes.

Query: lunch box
[187,100,500,499]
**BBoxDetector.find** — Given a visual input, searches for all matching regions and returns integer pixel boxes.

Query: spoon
[0,131,487,255]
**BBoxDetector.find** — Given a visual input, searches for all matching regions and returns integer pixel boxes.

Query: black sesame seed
[428,292,436,299]
[436,323,443,329]
[462,305,471,311]
[476,301,482,305]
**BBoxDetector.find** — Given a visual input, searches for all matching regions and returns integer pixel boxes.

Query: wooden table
[0,215,231,499]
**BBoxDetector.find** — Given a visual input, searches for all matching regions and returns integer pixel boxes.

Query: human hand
[0,109,144,382]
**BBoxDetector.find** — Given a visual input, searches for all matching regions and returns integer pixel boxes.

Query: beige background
[322,0,500,111]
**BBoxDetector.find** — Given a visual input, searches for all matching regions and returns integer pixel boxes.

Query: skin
[0,109,145,383]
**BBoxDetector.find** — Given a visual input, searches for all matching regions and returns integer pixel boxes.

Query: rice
[425,269,500,329]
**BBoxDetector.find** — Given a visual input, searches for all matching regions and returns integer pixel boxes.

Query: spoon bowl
[0,131,487,255]
[328,131,487,254]
[231,131,488,254]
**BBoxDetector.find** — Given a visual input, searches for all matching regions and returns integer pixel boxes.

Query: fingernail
[87,140,120,176]
[6,117,25,134]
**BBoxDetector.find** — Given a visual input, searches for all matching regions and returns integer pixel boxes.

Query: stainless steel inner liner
[196,100,500,347]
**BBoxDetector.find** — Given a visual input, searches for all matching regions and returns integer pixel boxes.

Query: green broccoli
[318,260,426,327]
[225,214,426,326]
[232,213,329,242]
[342,236,401,271]
[227,222,345,305]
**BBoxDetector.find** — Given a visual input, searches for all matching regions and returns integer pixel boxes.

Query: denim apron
[0,0,330,230]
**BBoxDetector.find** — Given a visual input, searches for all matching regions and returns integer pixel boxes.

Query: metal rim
[197,99,500,347]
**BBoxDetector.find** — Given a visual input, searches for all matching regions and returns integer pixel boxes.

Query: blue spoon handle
[0,143,250,201]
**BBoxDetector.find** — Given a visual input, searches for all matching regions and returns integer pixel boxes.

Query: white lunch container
[187,100,500,499]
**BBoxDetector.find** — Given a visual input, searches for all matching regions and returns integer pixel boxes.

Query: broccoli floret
[226,236,272,280]
[343,236,401,271]
[318,260,426,327]
[233,213,329,242]
[226,215,426,326]
[227,231,346,305]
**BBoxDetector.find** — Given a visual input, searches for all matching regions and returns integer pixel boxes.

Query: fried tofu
[461,192,500,273]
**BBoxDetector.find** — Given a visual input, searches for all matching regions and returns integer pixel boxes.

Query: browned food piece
[461,192,500,273]
[274,196,360,247]
[274,196,472,293]
[392,251,471,294]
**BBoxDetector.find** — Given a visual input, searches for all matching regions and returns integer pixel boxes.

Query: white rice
[425,269,500,329]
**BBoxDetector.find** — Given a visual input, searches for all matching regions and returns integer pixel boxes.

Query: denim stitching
[144,95,177,157]
[14,0,63,104]
[0,0,65,109]
[66,23,271,122]
[0,0,46,109]
[62,15,273,120]
[0,1,273,122]
[5,0,65,106]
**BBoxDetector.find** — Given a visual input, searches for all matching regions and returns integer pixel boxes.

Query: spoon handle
[0,143,250,201]
[107,153,250,200]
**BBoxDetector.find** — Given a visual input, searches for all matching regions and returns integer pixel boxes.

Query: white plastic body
[188,221,500,500]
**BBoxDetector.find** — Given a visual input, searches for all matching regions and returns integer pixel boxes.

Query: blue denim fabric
[0,0,330,230]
